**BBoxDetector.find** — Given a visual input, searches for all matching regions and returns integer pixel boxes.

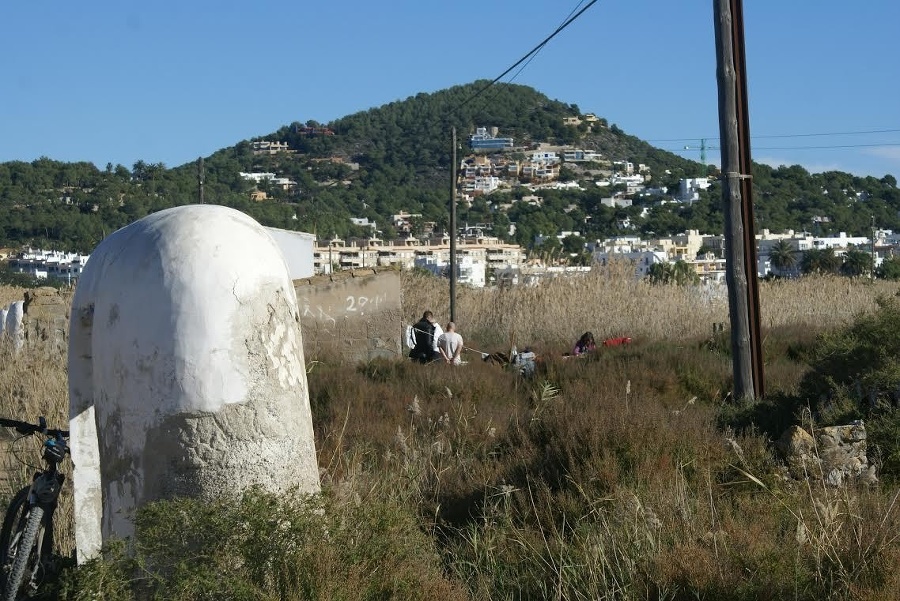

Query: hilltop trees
[0,82,898,253]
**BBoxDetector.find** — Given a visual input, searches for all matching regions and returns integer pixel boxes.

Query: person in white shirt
[410,310,443,363]
[437,321,464,365]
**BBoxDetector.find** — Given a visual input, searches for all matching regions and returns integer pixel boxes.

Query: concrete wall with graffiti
[294,268,403,362]
[7,269,404,365]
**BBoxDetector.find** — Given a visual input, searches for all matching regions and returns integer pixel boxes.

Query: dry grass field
[1,270,899,600]
[402,265,899,349]
[0,285,27,308]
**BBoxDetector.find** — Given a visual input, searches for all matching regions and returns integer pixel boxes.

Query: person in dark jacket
[409,311,442,363]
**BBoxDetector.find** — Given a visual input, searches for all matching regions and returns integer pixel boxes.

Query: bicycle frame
[0,417,69,600]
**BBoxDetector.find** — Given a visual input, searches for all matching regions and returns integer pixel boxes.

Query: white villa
[7,248,90,283]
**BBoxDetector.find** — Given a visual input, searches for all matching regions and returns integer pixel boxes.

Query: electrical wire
[669,141,900,152]
[505,1,587,86]
[748,142,900,150]
[474,1,589,110]
[456,0,599,113]
[752,128,900,140]
[648,127,900,143]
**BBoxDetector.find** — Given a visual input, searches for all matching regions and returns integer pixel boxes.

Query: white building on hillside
[593,249,669,279]
[678,178,712,204]
[415,255,486,288]
[8,248,90,283]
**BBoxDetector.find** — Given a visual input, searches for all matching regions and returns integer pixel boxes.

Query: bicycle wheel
[1,505,44,601]
[0,487,30,590]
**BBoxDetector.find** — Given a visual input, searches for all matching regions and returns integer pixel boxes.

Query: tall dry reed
[0,341,73,557]
[0,271,896,598]
[0,285,26,308]
[403,265,900,348]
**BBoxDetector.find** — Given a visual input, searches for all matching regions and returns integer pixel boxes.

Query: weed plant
[0,272,898,599]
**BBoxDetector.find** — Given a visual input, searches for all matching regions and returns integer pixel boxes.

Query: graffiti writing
[345,294,387,314]
[300,300,336,327]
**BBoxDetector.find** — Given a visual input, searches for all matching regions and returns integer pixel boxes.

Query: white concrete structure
[68,205,320,563]
[263,226,316,279]
[678,178,711,203]
[593,249,669,279]
[8,248,90,283]
[238,171,276,182]
[562,149,604,162]
[415,254,487,288]
[4,301,24,351]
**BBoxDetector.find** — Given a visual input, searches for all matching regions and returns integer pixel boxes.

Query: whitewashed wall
[263,226,316,279]
[69,205,320,562]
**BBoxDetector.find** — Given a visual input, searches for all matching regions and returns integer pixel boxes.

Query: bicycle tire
[0,487,30,590]
[1,506,44,601]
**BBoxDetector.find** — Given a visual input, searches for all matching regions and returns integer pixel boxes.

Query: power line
[749,142,900,150]
[505,1,587,85]
[668,141,900,152]
[476,1,588,109]
[456,0,599,113]
[754,128,900,140]
[647,127,900,143]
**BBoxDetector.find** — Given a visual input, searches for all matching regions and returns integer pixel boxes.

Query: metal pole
[450,127,458,322]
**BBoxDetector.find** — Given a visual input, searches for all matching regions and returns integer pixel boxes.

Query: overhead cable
[456,0,599,113]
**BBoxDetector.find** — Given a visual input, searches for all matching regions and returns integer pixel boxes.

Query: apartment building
[7,248,90,283]
[251,140,293,155]
[312,234,525,286]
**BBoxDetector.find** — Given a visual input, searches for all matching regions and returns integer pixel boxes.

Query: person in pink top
[573,331,596,356]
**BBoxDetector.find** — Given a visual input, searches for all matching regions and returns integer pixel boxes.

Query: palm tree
[647,261,699,286]
[647,262,672,284]
[801,247,841,275]
[768,239,797,275]
[671,260,700,285]
[841,249,872,277]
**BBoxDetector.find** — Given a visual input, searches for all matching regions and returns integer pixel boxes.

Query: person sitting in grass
[409,310,442,364]
[573,331,596,356]
[437,321,464,365]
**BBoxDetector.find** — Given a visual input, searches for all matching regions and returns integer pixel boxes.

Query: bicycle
[0,417,69,601]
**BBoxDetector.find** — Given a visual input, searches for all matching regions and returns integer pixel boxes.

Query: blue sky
[3,1,899,179]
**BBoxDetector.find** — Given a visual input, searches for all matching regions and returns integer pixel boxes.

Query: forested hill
[0,81,898,253]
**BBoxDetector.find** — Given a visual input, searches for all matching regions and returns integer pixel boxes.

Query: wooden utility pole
[450,127,458,322]
[871,215,876,280]
[714,0,764,401]
[197,157,205,204]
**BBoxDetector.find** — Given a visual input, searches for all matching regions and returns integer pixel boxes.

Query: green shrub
[58,490,466,601]
[799,295,900,411]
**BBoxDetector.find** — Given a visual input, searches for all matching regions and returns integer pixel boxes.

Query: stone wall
[776,420,878,486]
[294,268,403,363]
[22,287,72,354]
